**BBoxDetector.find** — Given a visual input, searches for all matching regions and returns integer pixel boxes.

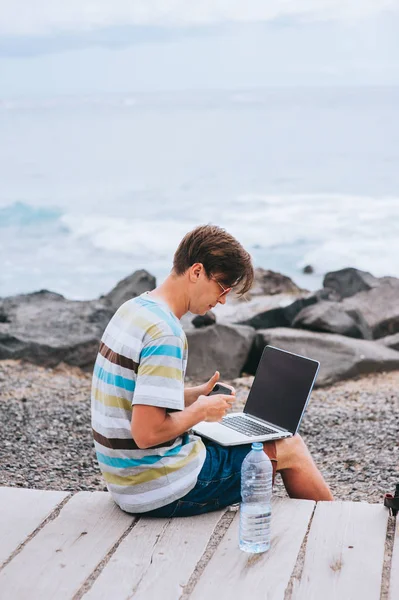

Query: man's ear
[189,263,203,282]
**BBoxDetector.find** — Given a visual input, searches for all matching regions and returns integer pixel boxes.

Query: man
[91,224,333,517]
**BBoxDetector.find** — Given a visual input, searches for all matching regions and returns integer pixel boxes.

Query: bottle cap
[251,442,263,451]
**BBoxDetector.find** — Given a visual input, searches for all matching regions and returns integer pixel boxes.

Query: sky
[0,1,399,96]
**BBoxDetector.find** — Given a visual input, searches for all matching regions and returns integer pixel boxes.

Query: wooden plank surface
[0,491,134,600]
[0,486,69,566]
[84,509,226,600]
[291,501,388,600]
[389,513,399,600]
[190,497,315,600]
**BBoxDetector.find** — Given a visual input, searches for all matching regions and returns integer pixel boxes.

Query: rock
[212,293,305,325]
[239,289,337,330]
[341,279,399,339]
[101,269,156,312]
[0,308,11,323]
[192,311,216,328]
[250,268,306,297]
[292,301,373,339]
[238,306,289,330]
[303,265,314,274]
[212,270,314,326]
[283,288,339,322]
[323,268,380,299]
[0,291,114,369]
[185,324,256,380]
[243,328,399,387]
[377,333,399,352]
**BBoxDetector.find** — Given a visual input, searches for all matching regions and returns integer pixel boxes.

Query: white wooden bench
[0,486,397,599]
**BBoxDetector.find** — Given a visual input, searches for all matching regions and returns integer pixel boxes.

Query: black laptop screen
[244,346,319,434]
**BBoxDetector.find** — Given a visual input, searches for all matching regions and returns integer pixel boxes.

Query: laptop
[192,345,320,446]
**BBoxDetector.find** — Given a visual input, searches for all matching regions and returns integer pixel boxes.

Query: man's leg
[265,434,334,501]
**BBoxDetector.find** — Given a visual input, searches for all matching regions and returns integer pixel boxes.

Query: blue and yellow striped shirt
[91,293,206,513]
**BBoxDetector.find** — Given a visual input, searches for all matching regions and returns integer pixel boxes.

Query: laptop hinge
[246,414,291,434]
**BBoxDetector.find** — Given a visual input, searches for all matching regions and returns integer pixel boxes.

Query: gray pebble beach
[0,359,398,504]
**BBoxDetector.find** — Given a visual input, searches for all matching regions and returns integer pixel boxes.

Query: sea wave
[60,213,194,257]
[1,193,399,299]
[0,201,62,227]
[60,193,399,280]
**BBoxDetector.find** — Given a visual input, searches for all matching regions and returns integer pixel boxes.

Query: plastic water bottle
[239,442,273,553]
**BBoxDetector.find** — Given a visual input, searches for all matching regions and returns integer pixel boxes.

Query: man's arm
[131,394,234,449]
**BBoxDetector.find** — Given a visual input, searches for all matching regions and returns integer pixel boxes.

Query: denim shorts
[142,439,278,518]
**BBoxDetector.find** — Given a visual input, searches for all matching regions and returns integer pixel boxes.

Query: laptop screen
[244,345,320,434]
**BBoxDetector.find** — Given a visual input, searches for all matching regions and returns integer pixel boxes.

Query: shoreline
[1,359,398,504]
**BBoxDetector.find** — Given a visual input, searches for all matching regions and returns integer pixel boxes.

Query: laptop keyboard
[221,415,277,437]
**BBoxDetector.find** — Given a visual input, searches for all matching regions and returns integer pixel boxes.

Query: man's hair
[173,224,254,296]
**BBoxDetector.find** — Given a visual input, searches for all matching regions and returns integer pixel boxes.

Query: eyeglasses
[212,277,232,298]
[211,276,251,302]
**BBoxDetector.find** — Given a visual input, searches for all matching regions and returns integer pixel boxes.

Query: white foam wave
[60,214,194,257]
[60,194,399,278]
[225,193,399,252]
[302,237,399,278]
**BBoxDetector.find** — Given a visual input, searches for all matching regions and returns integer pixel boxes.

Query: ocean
[1,86,398,300]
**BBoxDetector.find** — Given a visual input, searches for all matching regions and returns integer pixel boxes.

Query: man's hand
[184,371,236,406]
[196,393,235,422]
[198,370,221,396]
[131,392,235,448]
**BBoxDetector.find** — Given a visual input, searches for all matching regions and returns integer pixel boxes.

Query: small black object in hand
[207,383,232,396]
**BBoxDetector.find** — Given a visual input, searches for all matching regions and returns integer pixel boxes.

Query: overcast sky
[0,1,398,96]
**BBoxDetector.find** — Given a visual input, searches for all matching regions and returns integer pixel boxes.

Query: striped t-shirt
[91,292,206,513]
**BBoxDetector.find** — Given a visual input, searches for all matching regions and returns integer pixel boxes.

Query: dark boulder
[341,279,399,339]
[376,333,399,352]
[239,288,336,330]
[0,291,114,369]
[250,268,306,297]
[283,288,338,323]
[323,268,380,299]
[101,269,156,312]
[292,301,373,339]
[192,311,216,328]
[243,328,399,387]
[238,307,289,330]
[185,324,256,380]
[213,292,305,326]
